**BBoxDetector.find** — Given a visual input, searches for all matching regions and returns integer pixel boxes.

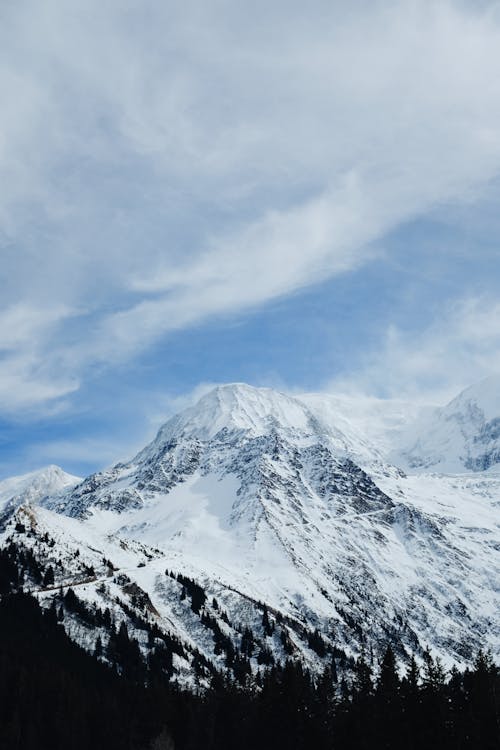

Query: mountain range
[1,378,499,686]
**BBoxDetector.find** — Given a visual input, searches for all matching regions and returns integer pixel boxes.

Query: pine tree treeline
[0,552,499,749]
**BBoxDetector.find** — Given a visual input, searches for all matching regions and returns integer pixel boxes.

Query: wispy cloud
[0,304,79,412]
[327,296,500,404]
[1,1,500,411]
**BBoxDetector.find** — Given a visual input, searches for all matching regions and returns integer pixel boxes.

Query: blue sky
[1,0,500,478]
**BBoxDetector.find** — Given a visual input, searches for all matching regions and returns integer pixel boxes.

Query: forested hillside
[1,551,498,750]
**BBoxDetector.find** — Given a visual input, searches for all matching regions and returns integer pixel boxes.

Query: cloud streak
[1,1,500,409]
[328,297,500,404]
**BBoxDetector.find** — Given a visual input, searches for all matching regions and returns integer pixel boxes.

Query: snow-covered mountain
[396,376,500,473]
[1,381,499,686]
[0,465,80,526]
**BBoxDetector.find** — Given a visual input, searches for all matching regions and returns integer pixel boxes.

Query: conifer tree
[43,565,55,587]
[262,606,273,636]
[377,644,400,702]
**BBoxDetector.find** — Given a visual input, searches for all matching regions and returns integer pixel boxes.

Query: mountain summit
[152,383,318,441]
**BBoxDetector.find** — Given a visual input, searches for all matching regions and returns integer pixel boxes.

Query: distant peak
[445,375,500,421]
[0,464,81,513]
[0,464,80,487]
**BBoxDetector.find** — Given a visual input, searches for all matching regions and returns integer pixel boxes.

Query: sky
[1,0,500,478]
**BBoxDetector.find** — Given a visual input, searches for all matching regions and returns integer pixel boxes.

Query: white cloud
[0,304,73,352]
[0,304,79,412]
[328,297,500,404]
[26,436,134,468]
[1,2,500,408]
[0,357,78,413]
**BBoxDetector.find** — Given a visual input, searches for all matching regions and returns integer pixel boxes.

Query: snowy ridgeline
[0,380,499,687]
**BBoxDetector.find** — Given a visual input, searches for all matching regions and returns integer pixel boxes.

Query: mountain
[1,382,499,688]
[0,465,81,526]
[396,376,500,473]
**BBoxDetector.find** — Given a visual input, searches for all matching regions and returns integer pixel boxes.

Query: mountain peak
[153,383,316,444]
[396,375,500,472]
[445,374,500,422]
[0,465,81,518]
